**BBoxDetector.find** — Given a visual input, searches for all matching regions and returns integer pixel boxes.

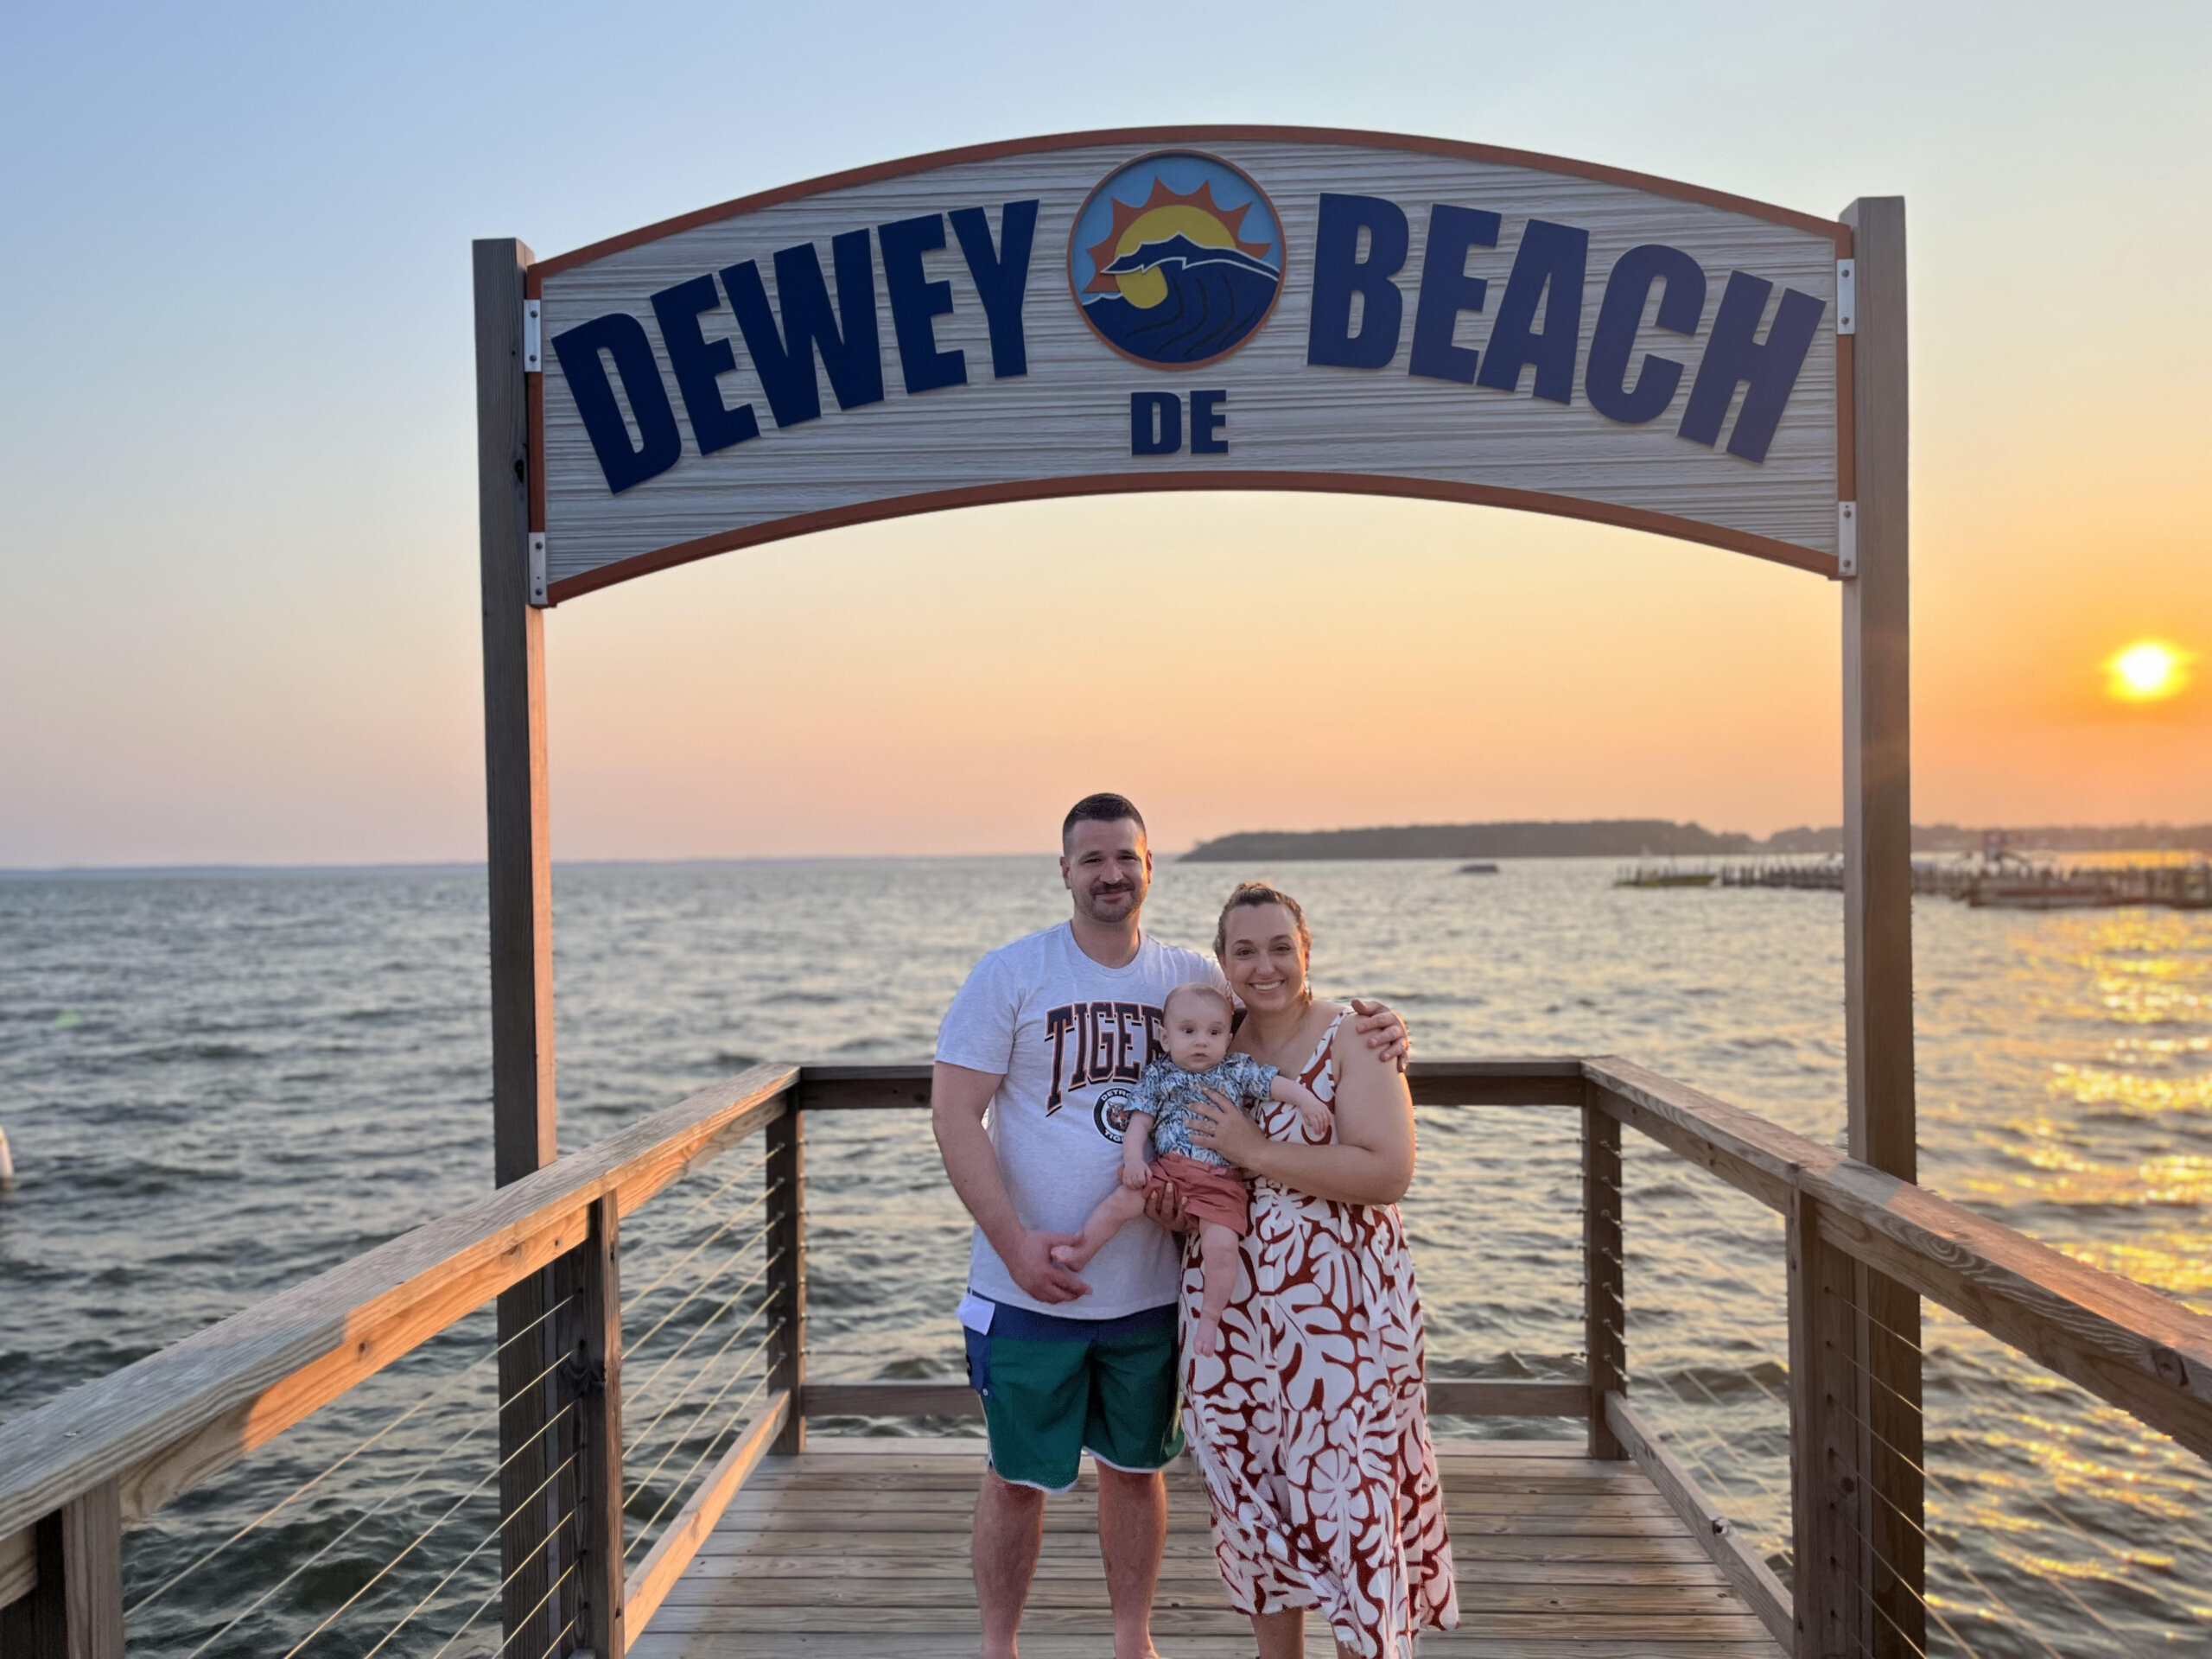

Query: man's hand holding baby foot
[1007,1227,1091,1302]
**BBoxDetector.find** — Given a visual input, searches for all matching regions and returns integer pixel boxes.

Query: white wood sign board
[531,128,1849,602]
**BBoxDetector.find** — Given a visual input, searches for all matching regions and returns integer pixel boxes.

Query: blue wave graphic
[1083,242,1280,365]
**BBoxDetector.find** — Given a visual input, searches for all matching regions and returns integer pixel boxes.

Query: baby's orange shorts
[1145,1152,1252,1236]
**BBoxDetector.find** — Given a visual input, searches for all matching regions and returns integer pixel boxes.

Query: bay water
[1,858,2205,1653]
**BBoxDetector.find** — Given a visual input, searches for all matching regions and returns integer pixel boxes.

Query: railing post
[497,1270,558,1656]
[3,1482,124,1659]
[550,1192,626,1659]
[1582,1093,1626,1459]
[1789,1192,1868,1659]
[766,1102,807,1456]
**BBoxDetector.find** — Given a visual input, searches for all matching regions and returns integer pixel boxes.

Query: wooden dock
[631,1437,1785,1658]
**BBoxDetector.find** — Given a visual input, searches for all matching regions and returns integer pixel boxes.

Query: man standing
[932,793,1405,1659]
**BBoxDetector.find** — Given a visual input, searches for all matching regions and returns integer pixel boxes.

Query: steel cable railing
[173,1348,574,1658]
[605,1160,793,1574]
[1596,1146,1795,1566]
[623,1292,780,1465]
[622,1234,782,1410]
[274,1138,784,1657]
[1820,1285,2156,1658]
[143,1258,607,1659]
[312,1441,577,1659]
[629,1361,779,1550]
[1936,1351,2202,1646]
[1605,1117,2200,1657]
[125,1292,576,1627]
[620,1185,784,1359]
[345,1143,787,1658]
[618,1156,778,1314]
[625,1319,782,1498]
[1629,1160,1794,1523]
[531,1611,579,1659]
[353,1435,586,1659]
[424,1555,580,1659]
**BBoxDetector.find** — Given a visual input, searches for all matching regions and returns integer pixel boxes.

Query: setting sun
[2105,640,2192,702]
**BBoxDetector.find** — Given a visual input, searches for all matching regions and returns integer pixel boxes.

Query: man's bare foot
[1191,1317,1222,1356]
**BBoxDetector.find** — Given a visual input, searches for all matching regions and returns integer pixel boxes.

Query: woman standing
[1180,881,1458,1659]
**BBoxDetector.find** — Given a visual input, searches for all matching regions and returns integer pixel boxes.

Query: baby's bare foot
[1051,1243,1087,1269]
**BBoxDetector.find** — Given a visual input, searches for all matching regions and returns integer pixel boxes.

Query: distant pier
[1711,856,2212,910]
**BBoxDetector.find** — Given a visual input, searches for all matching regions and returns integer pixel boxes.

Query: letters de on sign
[530,129,1848,602]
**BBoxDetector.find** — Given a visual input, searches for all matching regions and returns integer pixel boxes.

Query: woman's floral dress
[1180,1008,1459,1657]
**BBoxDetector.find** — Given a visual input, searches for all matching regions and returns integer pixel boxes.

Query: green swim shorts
[960,1297,1184,1491]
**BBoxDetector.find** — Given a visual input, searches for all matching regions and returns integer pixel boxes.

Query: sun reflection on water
[1907,902,2212,1646]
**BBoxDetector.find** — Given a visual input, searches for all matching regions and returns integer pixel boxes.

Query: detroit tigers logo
[1043,1000,1166,1115]
[1093,1084,1138,1145]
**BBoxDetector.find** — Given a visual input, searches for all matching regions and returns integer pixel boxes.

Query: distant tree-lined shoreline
[1180,821,2212,861]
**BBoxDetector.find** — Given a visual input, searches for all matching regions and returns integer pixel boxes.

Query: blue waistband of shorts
[970,1296,1178,1343]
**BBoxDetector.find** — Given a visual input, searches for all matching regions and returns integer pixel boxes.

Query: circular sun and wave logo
[1068,151,1284,368]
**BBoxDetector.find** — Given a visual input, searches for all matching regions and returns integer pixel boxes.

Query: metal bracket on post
[529,533,548,607]
[1835,260,1856,334]
[1837,501,1859,580]
[524,300,542,372]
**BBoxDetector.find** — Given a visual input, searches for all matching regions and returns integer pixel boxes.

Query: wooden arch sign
[473,127,1914,1646]
[522,127,1857,604]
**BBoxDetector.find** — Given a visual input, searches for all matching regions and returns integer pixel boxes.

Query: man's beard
[1077,882,1141,924]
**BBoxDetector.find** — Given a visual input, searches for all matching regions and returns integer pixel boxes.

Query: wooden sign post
[473,235,565,1652]
[1837,194,1923,1657]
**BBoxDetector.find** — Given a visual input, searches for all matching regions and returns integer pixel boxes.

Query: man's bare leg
[1096,1462,1166,1659]
[975,1468,1045,1659]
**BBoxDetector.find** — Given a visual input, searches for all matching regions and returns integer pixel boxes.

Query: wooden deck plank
[631,1436,1787,1657]
[632,1640,1789,1659]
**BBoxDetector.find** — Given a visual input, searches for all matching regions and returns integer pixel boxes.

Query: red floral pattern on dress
[1179,1009,1459,1657]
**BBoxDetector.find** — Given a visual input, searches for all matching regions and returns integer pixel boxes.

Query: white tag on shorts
[956,1291,996,1334]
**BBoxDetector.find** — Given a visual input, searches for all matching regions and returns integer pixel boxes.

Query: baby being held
[1052,981,1332,1356]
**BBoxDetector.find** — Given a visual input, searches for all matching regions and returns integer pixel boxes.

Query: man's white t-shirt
[936,924,1227,1319]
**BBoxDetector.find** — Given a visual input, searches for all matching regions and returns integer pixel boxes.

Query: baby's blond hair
[1163,981,1234,1021]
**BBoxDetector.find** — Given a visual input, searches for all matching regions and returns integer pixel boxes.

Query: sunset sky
[3,3,2206,866]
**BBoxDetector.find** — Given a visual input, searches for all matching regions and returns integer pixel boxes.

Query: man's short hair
[1062,792,1147,850]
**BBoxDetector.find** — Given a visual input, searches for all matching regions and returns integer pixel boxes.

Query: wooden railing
[2,1059,2208,1657]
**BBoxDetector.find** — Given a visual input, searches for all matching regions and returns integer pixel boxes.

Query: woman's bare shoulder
[1325,1001,1389,1062]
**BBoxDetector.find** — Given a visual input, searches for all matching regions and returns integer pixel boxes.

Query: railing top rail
[0,1064,798,1541]
[796,1057,1592,1109]
[1584,1056,2212,1463]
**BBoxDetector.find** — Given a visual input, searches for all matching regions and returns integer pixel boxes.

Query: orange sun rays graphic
[1082,178,1275,295]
